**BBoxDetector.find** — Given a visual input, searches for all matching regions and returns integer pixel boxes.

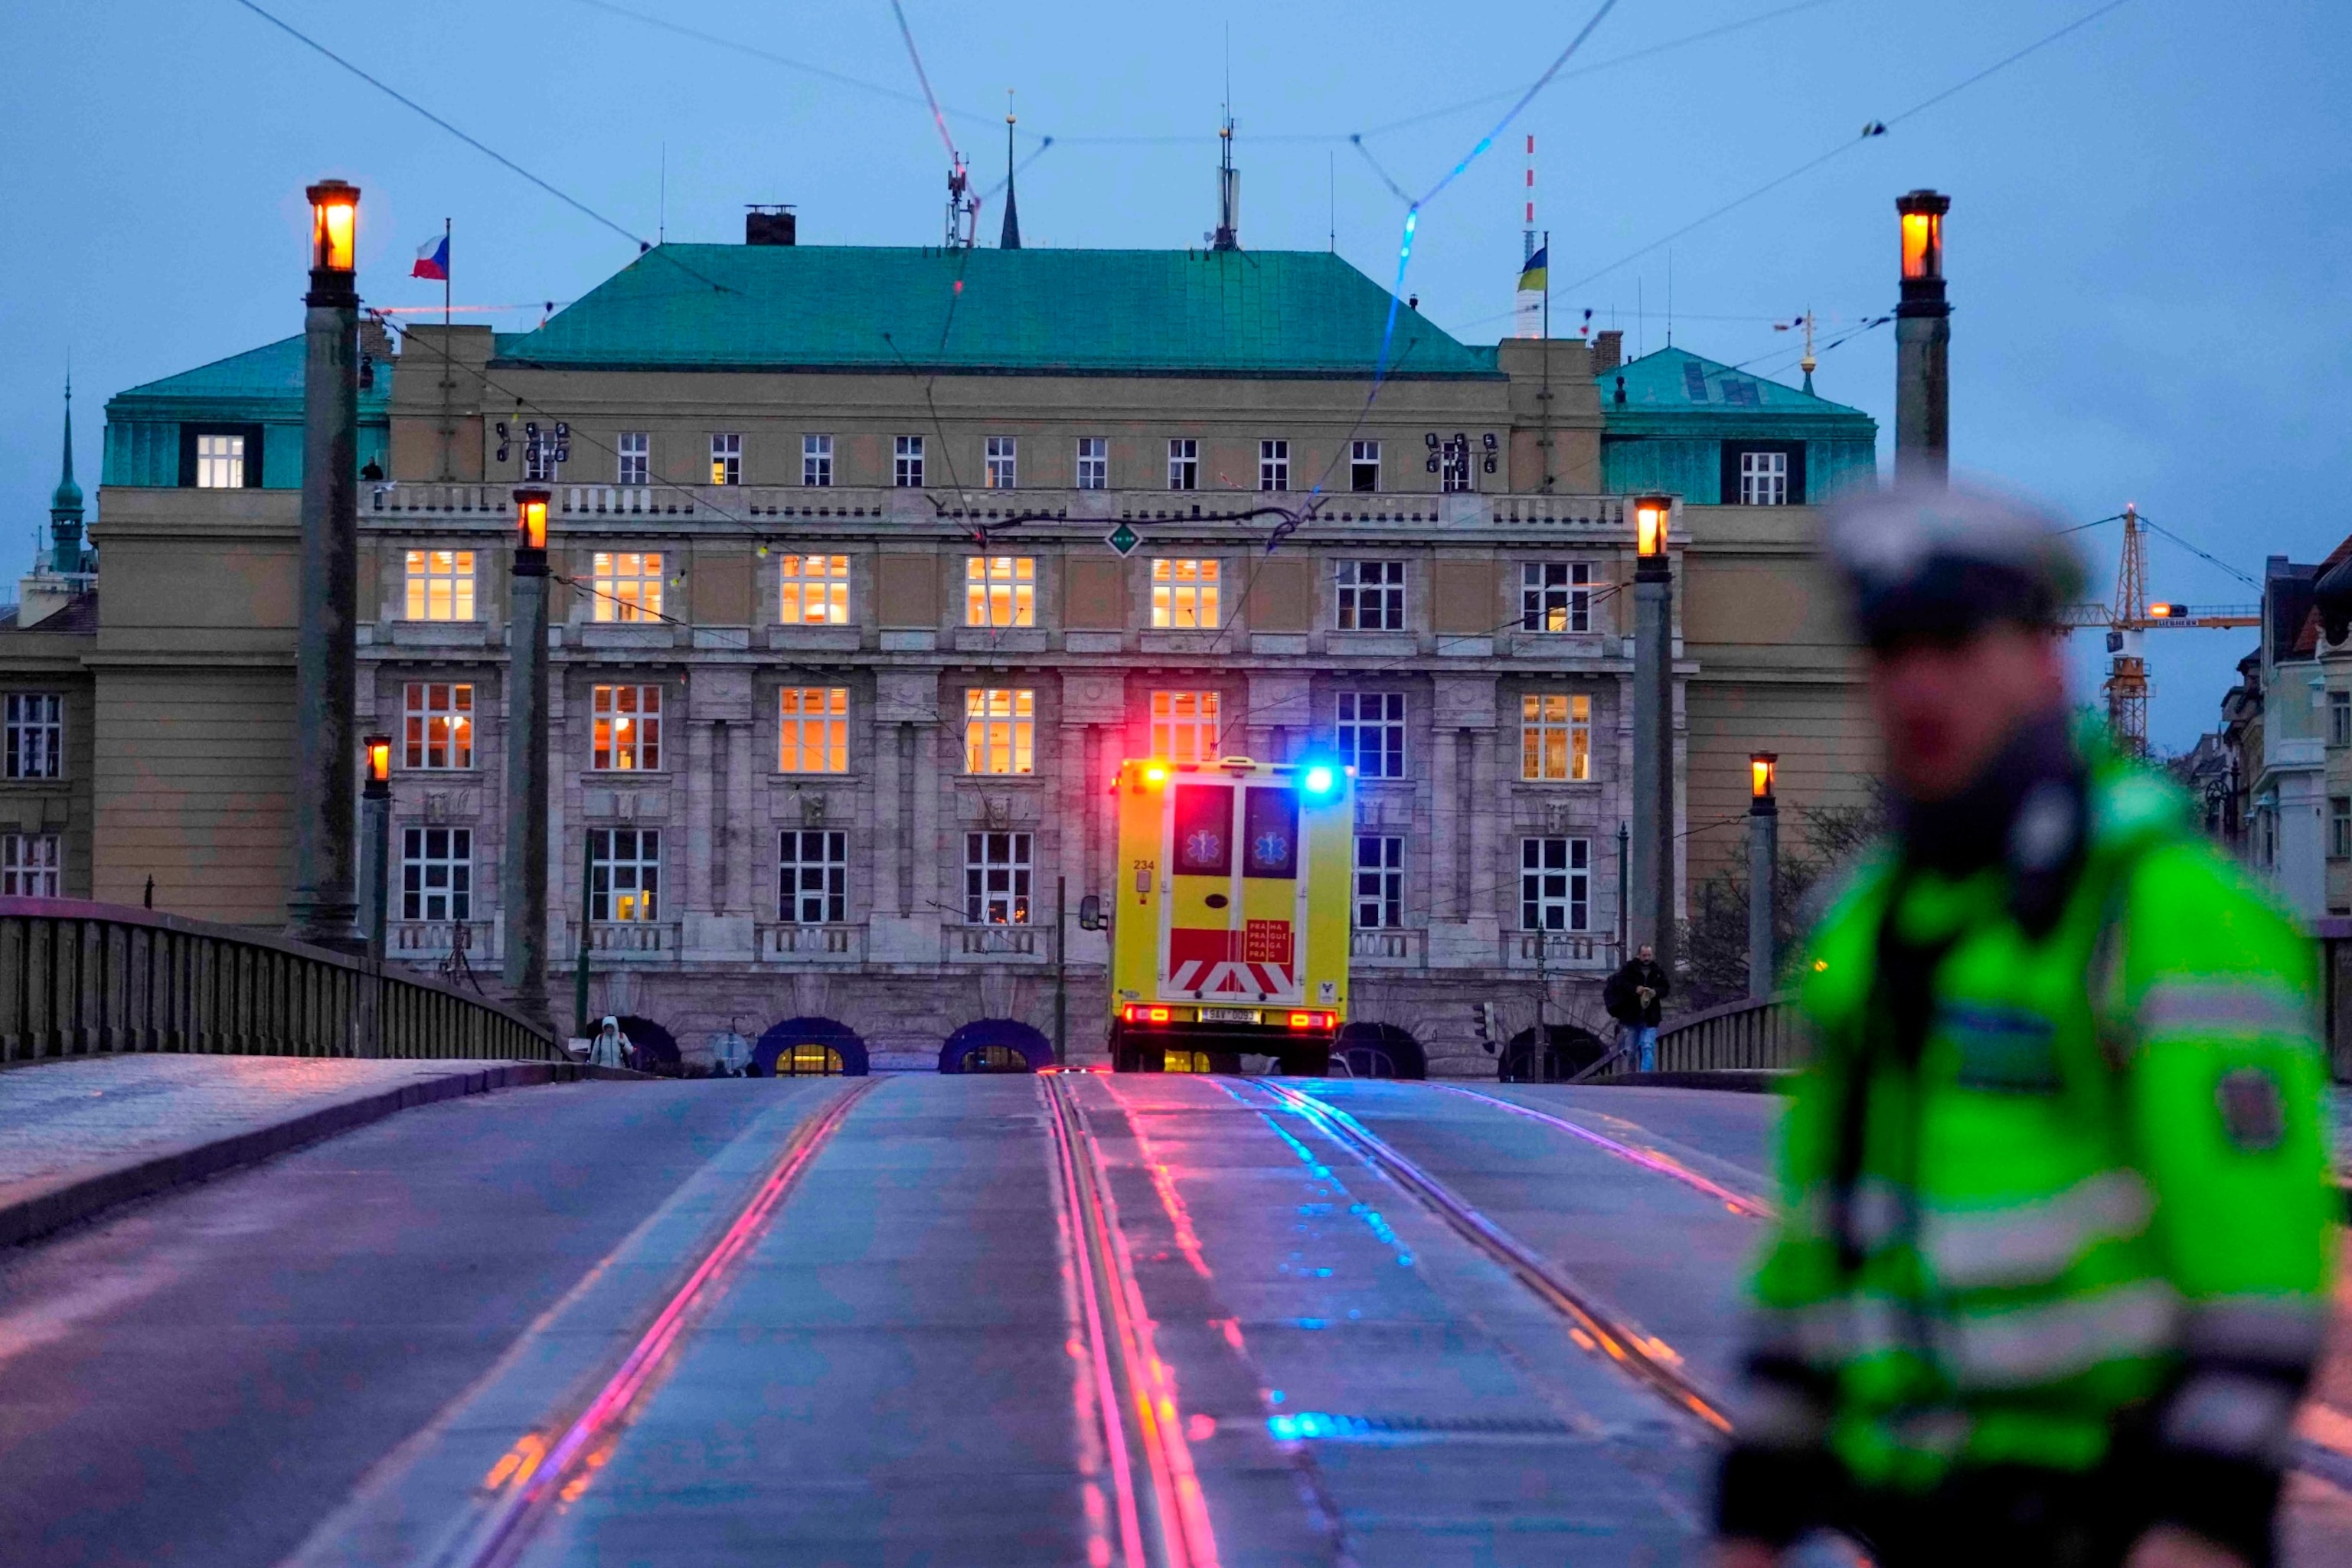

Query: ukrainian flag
[1516,244,1548,292]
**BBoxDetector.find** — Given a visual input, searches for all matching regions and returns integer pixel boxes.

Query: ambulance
[1104,755,1353,1073]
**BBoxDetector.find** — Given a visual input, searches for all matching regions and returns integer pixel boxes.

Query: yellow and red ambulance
[1106,755,1353,1073]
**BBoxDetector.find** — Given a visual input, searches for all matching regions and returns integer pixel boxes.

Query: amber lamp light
[308,180,360,273]
[1897,189,1948,283]
[514,487,550,552]
[364,733,393,788]
[1635,495,1671,560]
[1749,751,1779,802]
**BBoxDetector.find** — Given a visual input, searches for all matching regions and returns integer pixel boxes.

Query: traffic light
[1474,1001,1501,1054]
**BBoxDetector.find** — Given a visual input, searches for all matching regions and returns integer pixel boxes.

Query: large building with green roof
[59,223,1877,1075]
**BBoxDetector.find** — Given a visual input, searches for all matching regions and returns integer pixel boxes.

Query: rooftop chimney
[746,205,798,247]
[1592,329,1623,375]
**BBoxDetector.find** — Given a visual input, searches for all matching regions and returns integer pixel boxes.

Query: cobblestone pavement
[0,1056,528,1191]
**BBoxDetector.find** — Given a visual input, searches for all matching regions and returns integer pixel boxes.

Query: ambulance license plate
[1199,1008,1260,1024]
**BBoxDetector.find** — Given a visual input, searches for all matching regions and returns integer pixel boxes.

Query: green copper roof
[492,245,1499,377]
[1599,346,1867,420]
[109,335,394,413]
[51,384,81,514]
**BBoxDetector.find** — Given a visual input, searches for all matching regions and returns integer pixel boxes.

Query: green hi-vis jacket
[1722,752,2334,1555]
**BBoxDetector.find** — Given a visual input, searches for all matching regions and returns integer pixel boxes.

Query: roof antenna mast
[1210,28,1240,253]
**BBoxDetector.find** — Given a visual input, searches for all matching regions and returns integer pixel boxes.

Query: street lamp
[1629,494,1677,978]
[514,485,550,557]
[1894,188,1952,485]
[1897,192,1944,284]
[502,486,554,1030]
[308,180,360,277]
[1634,493,1671,570]
[361,733,392,962]
[1748,751,1779,1000]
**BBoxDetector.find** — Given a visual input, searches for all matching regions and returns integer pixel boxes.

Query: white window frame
[4,693,63,780]
[1259,439,1290,492]
[195,433,246,489]
[964,688,1035,776]
[778,554,850,626]
[965,831,1034,924]
[1167,438,1199,492]
[592,684,662,772]
[403,549,477,622]
[965,556,1036,629]
[2,832,60,897]
[400,826,472,922]
[1338,691,1406,779]
[2334,797,2352,861]
[403,682,474,770]
[2331,689,2350,748]
[590,551,663,622]
[1521,561,1592,633]
[894,434,925,488]
[1740,449,1790,507]
[1521,692,1592,782]
[1076,436,1109,490]
[1149,690,1223,766]
[802,433,834,488]
[1150,558,1221,629]
[1354,835,1403,929]
[1335,560,1405,632]
[710,433,743,486]
[616,432,649,486]
[1350,439,1381,494]
[779,829,848,923]
[778,686,850,774]
[589,828,661,922]
[1521,836,1591,931]
[985,435,1018,490]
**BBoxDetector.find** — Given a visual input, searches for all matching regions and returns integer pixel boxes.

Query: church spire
[998,94,1021,250]
[49,375,86,576]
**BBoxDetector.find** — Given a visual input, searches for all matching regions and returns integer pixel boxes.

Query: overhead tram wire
[1550,0,2141,299]
[225,0,737,299]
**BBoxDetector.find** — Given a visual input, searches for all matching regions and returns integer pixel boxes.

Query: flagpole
[443,217,451,328]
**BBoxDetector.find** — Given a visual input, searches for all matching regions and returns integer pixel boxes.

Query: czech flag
[1516,243,1547,293]
[411,233,449,281]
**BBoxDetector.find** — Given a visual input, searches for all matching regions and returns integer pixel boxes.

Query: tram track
[1252,1079,1735,1436]
[1044,1070,1224,1568]
[438,1077,878,1568]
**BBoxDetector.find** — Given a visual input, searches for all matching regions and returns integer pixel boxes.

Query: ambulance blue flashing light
[1302,765,1338,796]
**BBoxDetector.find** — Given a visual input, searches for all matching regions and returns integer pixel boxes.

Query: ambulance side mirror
[1076,894,1103,931]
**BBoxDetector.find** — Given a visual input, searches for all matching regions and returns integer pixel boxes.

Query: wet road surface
[2,1073,2347,1566]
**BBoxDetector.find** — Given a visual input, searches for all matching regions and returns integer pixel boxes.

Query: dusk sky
[2,0,2344,750]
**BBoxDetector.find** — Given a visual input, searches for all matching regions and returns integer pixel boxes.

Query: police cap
[1824,484,2086,651]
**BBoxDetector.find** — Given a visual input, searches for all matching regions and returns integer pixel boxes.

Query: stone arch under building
[1498,1023,1606,1083]
[1333,1022,1427,1080]
[753,1017,870,1077]
[617,1014,680,1072]
[939,1019,1054,1075]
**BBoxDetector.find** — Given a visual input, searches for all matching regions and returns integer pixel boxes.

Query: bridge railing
[0,898,559,1066]
[1588,991,1803,1078]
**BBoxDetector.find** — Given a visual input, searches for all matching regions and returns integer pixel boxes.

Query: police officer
[1713,487,2334,1568]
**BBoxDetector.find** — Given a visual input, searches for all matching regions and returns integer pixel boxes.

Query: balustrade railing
[0,898,557,1065]
[1589,991,1801,1079]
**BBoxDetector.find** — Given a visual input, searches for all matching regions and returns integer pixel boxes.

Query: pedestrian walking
[1712,486,2332,1568]
[590,1015,630,1072]
[1604,942,1669,1071]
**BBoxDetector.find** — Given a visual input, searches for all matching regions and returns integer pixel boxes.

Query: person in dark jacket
[1603,944,1668,1070]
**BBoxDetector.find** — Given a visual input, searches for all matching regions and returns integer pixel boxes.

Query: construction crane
[2058,504,2259,754]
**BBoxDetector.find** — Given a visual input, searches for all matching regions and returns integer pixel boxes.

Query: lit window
[1521,562,1592,633]
[710,433,742,486]
[591,551,663,622]
[592,684,662,771]
[985,436,1018,490]
[589,828,660,921]
[965,557,1036,628]
[965,831,1034,924]
[779,554,850,625]
[964,688,1035,775]
[779,687,849,773]
[779,829,848,923]
[802,433,833,488]
[1168,438,1199,492]
[1338,692,1406,779]
[776,1042,844,1076]
[1076,436,1109,490]
[1259,439,1290,492]
[1354,835,1403,929]
[1336,560,1405,631]
[617,432,649,486]
[195,433,245,488]
[1740,449,1789,506]
[400,827,472,922]
[894,435,925,488]
[1,833,60,898]
[1150,691,1222,766]
[403,549,477,622]
[403,682,474,769]
[1150,558,1220,629]
[1350,439,1381,494]
[1521,837,1590,931]
[1521,693,1592,782]
[4,694,63,780]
